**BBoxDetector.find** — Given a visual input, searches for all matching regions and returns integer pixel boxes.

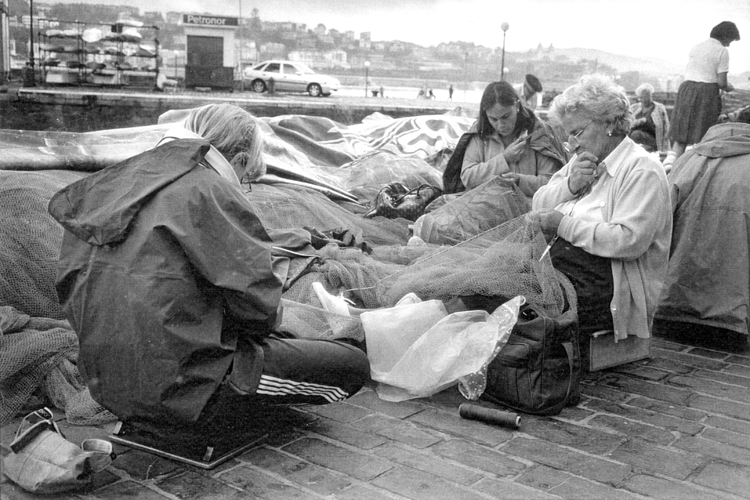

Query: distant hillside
[549,47,684,78]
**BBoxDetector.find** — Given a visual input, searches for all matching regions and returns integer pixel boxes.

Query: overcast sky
[48,0,750,73]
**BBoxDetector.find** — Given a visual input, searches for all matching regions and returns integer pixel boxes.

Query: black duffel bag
[482,303,581,415]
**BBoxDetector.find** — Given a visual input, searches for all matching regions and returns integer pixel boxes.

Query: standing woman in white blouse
[665,21,741,168]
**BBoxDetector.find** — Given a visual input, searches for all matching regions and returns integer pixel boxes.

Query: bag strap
[540,340,576,415]
[391,184,432,204]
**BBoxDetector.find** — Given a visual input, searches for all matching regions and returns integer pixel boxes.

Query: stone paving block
[725,362,750,378]
[515,464,570,491]
[585,398,703,436]
[421,387,468,409]
[686,347,732,360]
[651,338,688,352]
[725,354,750,367]
[346,389,425,419]
[500,437,632,485]
[473,476,562,499]
[654,349,729,371]
[644,356,694,374]
[628,396,707,422]
[587,415,675,445]
[429,439,527,477]
[308,418,388,450]
[90,469,121,492]
[669,375,750,404]
[281,437,392,481]
[374,442,484,485]
[580,383,633,403]
[303,402,373,423]
[694,368,750,388]
[556,404,595,422]
[688,395,750,422]
[354,414,443,449]
[700,427,750,450]
[598,373,693,406]
[547,475,643,500]
[609,438,705,480]
[234,446,351,495]
[331,483,400,500]
[370,466,488,500]
[95,480,173,500]
[693,462,750,498]
[110,449,182,480]
[705,414,750,436]
[611,365,671,381]
[519,416,625,455]
[0,481,81,500]
[674,435,750,467]
[155,470,245,499]
[406,407,513,447]
[218,465,318,499]
[623,473,726,500]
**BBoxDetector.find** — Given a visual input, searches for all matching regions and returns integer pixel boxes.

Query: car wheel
[322,92,332,97]
[251,79,266,93]
[308,83,322,97]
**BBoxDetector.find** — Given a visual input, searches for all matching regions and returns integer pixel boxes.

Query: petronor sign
[183,15,238,27]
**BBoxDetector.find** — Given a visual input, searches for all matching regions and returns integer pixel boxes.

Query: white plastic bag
[362,295,523,402]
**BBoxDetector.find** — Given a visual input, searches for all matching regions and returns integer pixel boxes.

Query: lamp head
[501,22,509,32]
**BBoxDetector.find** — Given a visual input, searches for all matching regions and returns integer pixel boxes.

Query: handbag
[482,303,581,415]
[364,182,443,222]
[2,408,115,494]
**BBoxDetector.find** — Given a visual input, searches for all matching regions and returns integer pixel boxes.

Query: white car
[242,60,340,97]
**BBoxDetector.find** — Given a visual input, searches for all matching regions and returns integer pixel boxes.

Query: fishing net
[375,216,577,316]
[278,215,577,343]
[0,170,87,320]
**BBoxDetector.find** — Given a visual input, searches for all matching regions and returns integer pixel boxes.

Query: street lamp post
[27,0,35,86]
[173,50,179,80]
[364,60,370,97]
[238,0,243,91]
[500,22,509,81]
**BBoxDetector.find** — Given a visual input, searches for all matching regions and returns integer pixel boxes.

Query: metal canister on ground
[458,403,521,429]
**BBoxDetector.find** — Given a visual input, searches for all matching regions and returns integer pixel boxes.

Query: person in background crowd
[629,83,670,154]
[530,74,672,367]
[48,104,370,429]
[514,74,543,110]
[664,21,740,169]
[458,81,566,199]
[449,83,454,101]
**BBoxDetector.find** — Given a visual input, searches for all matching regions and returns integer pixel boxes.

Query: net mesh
[0,170,115,426]
[375,216,577,316]
[0,170,87,320]
[278,216,577,342]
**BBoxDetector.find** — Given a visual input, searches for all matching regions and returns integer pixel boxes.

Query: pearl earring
[606,130,613,137]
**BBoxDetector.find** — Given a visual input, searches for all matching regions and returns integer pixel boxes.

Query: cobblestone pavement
[2,322,750,500]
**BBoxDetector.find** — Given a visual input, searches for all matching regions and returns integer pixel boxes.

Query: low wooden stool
[587,330,651,371]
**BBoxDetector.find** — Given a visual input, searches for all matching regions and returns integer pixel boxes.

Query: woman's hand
[528,209,564,243]
[503,136,527,164]
[501,172,520,185]
[568,151,599,195]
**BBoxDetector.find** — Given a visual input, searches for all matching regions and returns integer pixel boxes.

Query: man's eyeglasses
[563,120,595,154]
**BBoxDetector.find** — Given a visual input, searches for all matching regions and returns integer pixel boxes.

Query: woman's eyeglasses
[563,120,594,154]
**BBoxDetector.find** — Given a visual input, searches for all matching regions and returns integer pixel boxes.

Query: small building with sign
[182,13,237,90]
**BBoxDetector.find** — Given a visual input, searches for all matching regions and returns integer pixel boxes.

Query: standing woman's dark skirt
[670,81,721,145]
